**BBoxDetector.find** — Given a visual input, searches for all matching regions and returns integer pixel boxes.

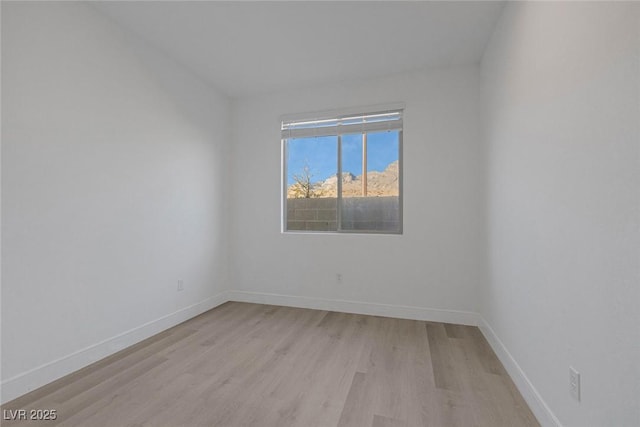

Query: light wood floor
[2,302,539,427]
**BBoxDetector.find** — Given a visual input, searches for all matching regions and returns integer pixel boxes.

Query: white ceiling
[95,1,504,99]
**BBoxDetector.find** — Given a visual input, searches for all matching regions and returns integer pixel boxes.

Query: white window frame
[281,103,404,234]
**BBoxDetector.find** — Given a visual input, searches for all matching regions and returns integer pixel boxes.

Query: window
[282,106,403,234]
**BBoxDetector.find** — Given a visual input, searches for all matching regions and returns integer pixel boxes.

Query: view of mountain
[287,160,399,198]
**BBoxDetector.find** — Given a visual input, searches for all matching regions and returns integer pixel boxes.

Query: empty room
[1,1,638,426]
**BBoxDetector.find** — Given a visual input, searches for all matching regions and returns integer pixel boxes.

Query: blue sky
[286,131,399,186]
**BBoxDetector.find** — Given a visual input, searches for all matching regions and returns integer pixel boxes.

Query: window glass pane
[366,131,400,197]
[340,133,364,197]
[285,136,338,232]
[340,131,400,232]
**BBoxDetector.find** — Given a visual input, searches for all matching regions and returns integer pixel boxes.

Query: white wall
[230,67,485,322]
[480,2,640,426]
[1,2,231,402]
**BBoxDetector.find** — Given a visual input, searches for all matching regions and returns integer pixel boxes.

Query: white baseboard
[1,292,229,404]
[478,317,562,427]
[226,290,480,326]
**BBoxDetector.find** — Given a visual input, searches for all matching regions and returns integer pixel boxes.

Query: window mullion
[337,134,343,232]
[362,132,367,197]
[282,138,289,232]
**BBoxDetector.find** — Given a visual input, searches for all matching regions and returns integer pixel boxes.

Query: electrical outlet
[336,273,342,284]
[177,279,184,292]
[569,366,580,402]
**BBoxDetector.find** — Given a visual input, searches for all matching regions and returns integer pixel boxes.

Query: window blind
[281,110,403,139]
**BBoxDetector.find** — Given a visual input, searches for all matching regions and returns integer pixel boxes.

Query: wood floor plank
[370,318,412,423]
[2,303,539,427]
[443,323,467,339]
[432,389,476,427]
[372,414,407,427]
[466,326,507,375]
[282,313,369,427]
[425,322,460,392]
[337,372,375,427]
[404,319,436,427]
